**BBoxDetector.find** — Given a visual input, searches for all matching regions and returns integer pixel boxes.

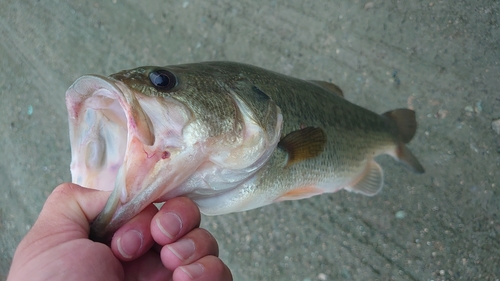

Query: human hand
[7,183,232,281]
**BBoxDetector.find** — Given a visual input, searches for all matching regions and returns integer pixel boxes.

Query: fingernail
[117,229,143,258]
[156,212,182,239]
[167,239,196,261]
[180,263,204,279]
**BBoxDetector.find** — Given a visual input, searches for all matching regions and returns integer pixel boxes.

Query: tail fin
[383,109,425,174]
[396,144,425,174]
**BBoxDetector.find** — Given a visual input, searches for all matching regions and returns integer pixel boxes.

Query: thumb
[18,183,110,255]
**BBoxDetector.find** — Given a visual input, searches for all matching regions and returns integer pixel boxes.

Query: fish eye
[149,69,177,91]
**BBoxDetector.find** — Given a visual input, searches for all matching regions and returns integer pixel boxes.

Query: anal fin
[345,160,384,196]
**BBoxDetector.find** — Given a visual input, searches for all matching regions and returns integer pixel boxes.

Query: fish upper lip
[67,75,117,116]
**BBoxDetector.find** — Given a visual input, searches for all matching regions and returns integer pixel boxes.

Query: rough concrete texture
[1,0,499,280]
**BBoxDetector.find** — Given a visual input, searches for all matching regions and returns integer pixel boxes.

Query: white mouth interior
[85,89,126,167]
[69,81,129,191]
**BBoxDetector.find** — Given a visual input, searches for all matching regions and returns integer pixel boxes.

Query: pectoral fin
[345,160,384,196]
[278,127,327,167]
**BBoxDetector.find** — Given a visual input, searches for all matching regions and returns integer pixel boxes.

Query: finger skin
[173,256,233,281]
[122,250,173,281]
[8,183,124,281]
[151,197,201,245]
[8,184,233,281]
[161,228,219,271]
[13,183,109,258]
[110,204,158,261]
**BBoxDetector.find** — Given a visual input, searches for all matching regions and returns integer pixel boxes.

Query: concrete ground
[1,0,499,280]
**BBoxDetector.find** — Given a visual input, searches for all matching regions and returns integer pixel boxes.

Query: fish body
[66,62,424,241]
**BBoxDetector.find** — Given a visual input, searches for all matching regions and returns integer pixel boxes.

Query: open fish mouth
[66,75,180,241]
[66,75,154,192]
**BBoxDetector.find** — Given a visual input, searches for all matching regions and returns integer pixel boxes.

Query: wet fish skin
[65,61,424,242]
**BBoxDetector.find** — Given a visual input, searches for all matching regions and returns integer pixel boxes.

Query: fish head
[66,67,194,241]
[66,64,282,242]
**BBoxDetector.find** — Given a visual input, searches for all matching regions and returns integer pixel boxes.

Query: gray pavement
[1,0,499,280]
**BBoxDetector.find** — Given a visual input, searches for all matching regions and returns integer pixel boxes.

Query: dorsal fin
[278,127,327,167]
[309,80,344,98]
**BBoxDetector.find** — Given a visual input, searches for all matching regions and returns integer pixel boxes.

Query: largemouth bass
[66,61,424,242]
